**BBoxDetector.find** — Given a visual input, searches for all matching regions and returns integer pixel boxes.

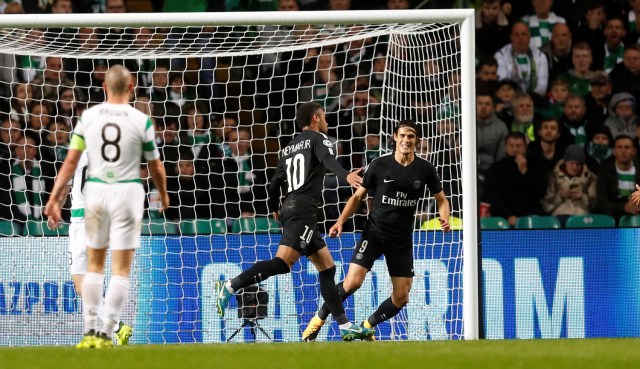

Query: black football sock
[367,297,403,327]
[318,267,349,325]
[317,281,352,320]
[230,257,289,292]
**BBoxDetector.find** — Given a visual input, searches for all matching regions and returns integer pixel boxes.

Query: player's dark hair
[393,120,420,137]
[296,102,323,129]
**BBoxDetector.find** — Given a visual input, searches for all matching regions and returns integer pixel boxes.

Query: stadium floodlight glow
[0,9,478,344]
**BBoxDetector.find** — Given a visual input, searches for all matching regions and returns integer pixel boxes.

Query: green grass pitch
[1,339,640,369]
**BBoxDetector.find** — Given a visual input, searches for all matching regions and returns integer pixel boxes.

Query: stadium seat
[480,217,510,230]
[422,216,463,230]
[23,220,69,236]
[142,219,177,235]
[618,215,640,228]
[514,216,561,229]
[565,214,615,228]
[231,217,281,233]
[179,219,227,235]
[0,220,19,236]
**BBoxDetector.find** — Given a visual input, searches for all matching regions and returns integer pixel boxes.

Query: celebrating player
[215,101,374,341]
[302,121,451,341]
[45,65,169,349]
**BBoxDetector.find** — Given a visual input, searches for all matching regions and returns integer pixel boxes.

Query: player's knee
[392,292,410,307]
[343,277,363,293]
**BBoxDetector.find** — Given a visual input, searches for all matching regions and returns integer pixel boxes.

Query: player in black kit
[302,121,451,341]
[215,102,374,341]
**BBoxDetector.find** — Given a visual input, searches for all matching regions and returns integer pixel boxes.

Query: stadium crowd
[1,0,640,233]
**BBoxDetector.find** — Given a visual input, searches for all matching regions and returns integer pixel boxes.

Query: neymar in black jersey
[214,101,374,341]
[302,121,451,341]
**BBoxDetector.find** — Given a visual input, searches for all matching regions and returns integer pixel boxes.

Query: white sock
[101,276,130,336]
[224,280,234,294]
[82,272,104,334]
[338,322,353,330]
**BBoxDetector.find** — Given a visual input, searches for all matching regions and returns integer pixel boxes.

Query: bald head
[105,64,132,98]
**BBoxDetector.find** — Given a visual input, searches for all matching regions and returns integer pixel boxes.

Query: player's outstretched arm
[147,158,169,212]
[44,149,83,229]
[433,191,451,232]
[329,186,368,238]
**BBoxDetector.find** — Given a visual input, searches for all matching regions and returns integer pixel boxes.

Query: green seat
[231,217,281,233]
[480,217,510,230]
[24,220,69,236]
[515,216,561,230]
[142,219,176,235]
[180,219,227,235]
[565,214,615,228]
[619,215,640,228]
[0,220,20,236]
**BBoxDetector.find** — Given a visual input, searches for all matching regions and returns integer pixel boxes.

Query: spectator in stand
[8,82,33,126]
[475,0,511,61]
[592,16,626,73]
[483,132,548,227]
[574,0,606,46]
[585,125,613,173]
[604,92,638,141]
[167,73,195,111]
[50,0,73,13]
[626,0,640,45]
[537,77,570,119]
[542,144,597,224]
[0,118,23,158]
[558,94,594,147]
[25,102,52,146]
[495,22,549,100]
[595,134,640,219]
[609,44,640,104]
[165,151,211,221]
[298,50,344,115]
[335,90,381,170]
[494,79,519,126]
[540,23,573,83]
[150,64,170,103]
[212,127,269,220]
[584,71,612,128]
[30,56,79,103]
[477,92,509,200]
[211,114,238,147]
[529,116,566,173]
[55,87,84,127]
[559,42,594,96]
[42,119,71,164]
[510,92,541,142]
[10,135,52,224]
[521,0,566,49]
[155,118,181,177]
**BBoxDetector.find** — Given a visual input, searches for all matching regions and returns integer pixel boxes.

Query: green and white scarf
[11,161,44,220]
[616,165,636,198]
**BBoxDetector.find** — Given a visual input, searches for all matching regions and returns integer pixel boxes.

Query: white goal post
[0,9,479,344]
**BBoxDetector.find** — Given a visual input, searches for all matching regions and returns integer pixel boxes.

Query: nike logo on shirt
[384,179,394,183]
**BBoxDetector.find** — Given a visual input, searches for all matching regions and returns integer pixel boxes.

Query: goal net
[0,10,478,345]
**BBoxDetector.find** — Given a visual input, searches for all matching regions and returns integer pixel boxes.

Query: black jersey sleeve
[314,134,349,180]
[267,158,287,213]
[424,160,443,194]
[361,160,378,190]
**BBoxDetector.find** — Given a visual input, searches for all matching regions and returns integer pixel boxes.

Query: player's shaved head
[105,64,132,96]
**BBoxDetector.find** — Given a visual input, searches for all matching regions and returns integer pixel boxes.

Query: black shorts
[350,223,414,277]
[279,212,326,257]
